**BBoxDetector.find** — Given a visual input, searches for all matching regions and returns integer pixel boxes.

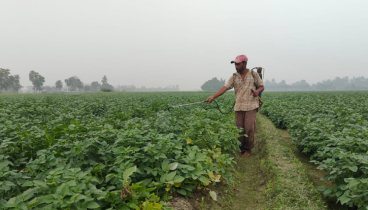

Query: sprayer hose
[210,100,235,114]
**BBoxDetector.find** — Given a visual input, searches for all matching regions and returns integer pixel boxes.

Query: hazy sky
[1,0,368,91]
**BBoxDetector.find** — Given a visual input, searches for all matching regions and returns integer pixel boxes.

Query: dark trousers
[235,109,257,153]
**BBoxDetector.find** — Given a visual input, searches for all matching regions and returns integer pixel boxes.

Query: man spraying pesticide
[206,55,265,157]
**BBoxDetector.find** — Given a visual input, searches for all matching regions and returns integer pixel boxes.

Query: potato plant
[261,91,368,209]
[0,92,239,209]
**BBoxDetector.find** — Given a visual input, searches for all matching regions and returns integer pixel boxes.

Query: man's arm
[252,86,264,97]
[206,86,228,103]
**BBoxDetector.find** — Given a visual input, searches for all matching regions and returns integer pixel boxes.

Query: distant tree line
[200,76,368,92]
[38,74,115,93]
[0,68,180,93]
[0,68,23,93]
[265,76,368,91]
[115,85,179,92]
[201,77,225,91]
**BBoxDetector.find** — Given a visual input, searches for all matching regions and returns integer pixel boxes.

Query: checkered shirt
[224,71,264,111]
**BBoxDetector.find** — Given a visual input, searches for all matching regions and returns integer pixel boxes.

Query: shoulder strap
[251,70,257,88]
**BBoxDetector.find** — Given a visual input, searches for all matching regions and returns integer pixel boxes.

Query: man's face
[235,62,246,73]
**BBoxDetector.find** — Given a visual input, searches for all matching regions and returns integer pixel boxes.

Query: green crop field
[1,91,367,210]
[0,92,239,210]
[261,91,368,209]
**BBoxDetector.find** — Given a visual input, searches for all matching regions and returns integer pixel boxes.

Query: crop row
[261,91,368,209]
[0,92,238,210]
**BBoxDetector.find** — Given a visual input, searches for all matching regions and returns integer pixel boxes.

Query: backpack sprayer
[164,67,265,113]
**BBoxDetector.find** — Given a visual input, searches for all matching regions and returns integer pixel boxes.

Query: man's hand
[206,86,228,103]
[251,89,260,97]
[206,96,216,103]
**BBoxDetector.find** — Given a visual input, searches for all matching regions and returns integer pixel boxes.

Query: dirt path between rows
[169,115,350,210]
[278,129,349,210]
[209,124,268,210]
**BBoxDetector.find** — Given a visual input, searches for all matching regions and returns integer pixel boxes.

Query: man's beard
[236,67,244,73]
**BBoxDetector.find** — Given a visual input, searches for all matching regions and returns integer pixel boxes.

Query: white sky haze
[1,0,368,90]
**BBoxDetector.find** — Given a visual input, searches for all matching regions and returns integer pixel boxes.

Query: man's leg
[244,108,257,154]
[235,111,246,153]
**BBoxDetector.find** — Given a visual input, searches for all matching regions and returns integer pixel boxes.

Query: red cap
[231,55,248,64]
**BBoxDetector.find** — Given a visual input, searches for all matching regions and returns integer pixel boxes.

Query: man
[206,55,264,157]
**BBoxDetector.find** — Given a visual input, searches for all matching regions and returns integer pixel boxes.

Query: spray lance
[164,67,265,113]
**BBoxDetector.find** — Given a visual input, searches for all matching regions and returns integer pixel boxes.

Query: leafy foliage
[55,80,63,91]
[65,76,84,92]
[201,77,225,91]
[0,92,239,209]
[261,91,368,209]
[29,70,45,93]
[0,69,22,93]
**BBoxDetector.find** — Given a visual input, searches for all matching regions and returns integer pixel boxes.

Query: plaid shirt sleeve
[224,75,234,90]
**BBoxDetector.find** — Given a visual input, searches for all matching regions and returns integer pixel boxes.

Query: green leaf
[33,180,48,189]
[177,189,186,195]
[66,180,77,187]
[56,183,69,198]
[21,188,38,201]
[173,175,185,183]
[196,162,203,171]
[345,178,360,187]
[196,153,207,161]
[323,189,332,196]
[129,203,138,208]
[38,195,56,204]
[188,151,196,160]
[85,201,100,209]
[338,194,351,205]
[70,194,88,202]
[339,184,347,190]
[347,165,358,172]
[160,174,167,183]
[186,165,196,171]
[0,181,16,191]
[198,176,209,185]
[157,153,167,159]
[22,181,34,187]
[168,162,178,170]
[105,174,117,183]
[209,191,217,201]
[123,166,137,181]
[166,171,176,181]
[0,161,12,170]
[162,160,169,171]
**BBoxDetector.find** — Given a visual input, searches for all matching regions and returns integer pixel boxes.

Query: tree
[8,75,23,93]
[291,79,310,91]
[101,75,108,87]
[64,76,83,92]
[201,77,225,91]
[0,68,11,93]
[91,81,101,92]
[29,70,45,93]
[83,85,91,92]
[77,80,84,92]
[55,80,63,92]
[101,75,114,90]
